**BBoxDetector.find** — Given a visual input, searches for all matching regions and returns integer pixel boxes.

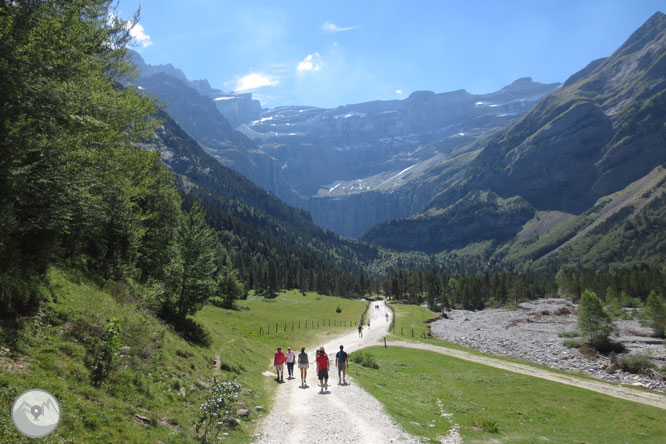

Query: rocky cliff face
[241,78,560,237]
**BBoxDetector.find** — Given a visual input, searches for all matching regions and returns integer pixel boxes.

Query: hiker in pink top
[274,347,286,383]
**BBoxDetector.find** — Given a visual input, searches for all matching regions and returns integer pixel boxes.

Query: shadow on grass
[160,311,211,346]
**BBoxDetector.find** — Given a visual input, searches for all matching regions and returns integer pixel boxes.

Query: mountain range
[134,11,666,272]
[363,11,666,269]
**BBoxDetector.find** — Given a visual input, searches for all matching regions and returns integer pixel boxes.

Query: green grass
[352,346,666,443]
[0,268,366,443]
[389,302,440,341]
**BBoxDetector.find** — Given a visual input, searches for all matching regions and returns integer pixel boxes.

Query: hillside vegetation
[0,268,365,443]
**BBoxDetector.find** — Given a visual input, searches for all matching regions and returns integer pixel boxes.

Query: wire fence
[257,319,363,336]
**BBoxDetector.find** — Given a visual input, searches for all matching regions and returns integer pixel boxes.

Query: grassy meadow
[0,268,366,443]
[352,346,666,444]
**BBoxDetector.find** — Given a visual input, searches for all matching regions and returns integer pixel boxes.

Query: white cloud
[106,13,152,49]
[297,53,322,72]
[395,89,403,95]
[235,73,278,91]
[321,21,359,33]
[129,23,152,48]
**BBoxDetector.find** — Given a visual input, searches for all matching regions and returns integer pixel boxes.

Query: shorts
[298,363,308,369]
[275,364,284,372]
[318,369,329,380]
[338,362,346,371]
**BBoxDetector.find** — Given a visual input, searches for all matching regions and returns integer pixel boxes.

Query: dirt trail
[252,301,420,444]
[382,340,666,411]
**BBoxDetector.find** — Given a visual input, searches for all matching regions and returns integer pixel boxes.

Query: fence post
[259,326,262,336]
[401,327,404,335]
[411,328,414,337]
[384,337,387,348]
[292,322,294,331]
[267,325,270,335]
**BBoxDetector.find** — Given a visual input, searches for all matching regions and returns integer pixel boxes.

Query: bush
[88,317,122,386]
[615,354,656,375]
[0,273,42,318]
[350,351,379,369]
[469,415,499,433]
[563,338,584,348]
[196,378,241,443]
[578,290,615,349]
[558,331,580,338]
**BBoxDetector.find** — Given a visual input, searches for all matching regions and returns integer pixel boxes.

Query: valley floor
[429,298,666,392]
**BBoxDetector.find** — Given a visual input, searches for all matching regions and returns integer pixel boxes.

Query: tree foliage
[578,290,615,347]
[161,203,218,319]
[642,291,666,338]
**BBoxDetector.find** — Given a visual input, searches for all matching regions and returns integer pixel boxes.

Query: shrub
[336,305,342,313]
[563,338,584,349]
[614,353,655,375]
[196,378,241,443]
[578,290,615,349]
[558,331,580,338]
[469,415,499,433]
[350,351,379,369]
[88,317,122,386]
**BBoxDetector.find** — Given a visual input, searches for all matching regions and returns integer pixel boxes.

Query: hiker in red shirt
[274,346,286,383]
[316,346,330,393]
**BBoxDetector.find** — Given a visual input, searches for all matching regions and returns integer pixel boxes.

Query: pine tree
[578,290,615,347]
[642,291,666,338]
[162,202,218,319]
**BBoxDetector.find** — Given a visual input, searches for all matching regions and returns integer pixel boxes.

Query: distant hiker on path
[358,324,363,337]
[298,347,309,387]
[335,345,348,385]
[285,347,296,379]
[274,347,286,383]
[316,346,330,393]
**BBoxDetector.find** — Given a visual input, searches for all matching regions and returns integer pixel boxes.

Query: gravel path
[252,301,421,444]
[429,298,666,392]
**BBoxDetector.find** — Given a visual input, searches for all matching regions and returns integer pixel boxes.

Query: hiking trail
[252,300,666,444]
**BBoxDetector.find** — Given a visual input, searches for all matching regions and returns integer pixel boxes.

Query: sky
[117,0,664,109]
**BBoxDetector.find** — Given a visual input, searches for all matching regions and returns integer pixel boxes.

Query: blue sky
[118,0,664,109]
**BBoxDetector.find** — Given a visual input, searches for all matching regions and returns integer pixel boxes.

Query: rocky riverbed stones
[430,298,666,392]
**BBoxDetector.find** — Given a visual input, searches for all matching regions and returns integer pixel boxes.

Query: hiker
[298,347,309,387]
[357,324,363,337]
[367,320,370,328]
[285,347,296,379]
[385,313,389,322]
[274,346,286,383]
[316,346,329,392]
[335,345,348,385]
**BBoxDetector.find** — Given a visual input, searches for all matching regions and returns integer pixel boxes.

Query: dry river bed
[429,298,666,392]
